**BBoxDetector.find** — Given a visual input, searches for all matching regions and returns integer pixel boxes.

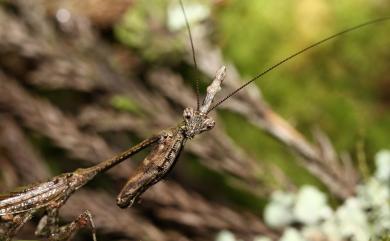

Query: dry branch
[0,62,274,241]
[0,116,50,184]
[0,1,272,194]
[189,20,359,199]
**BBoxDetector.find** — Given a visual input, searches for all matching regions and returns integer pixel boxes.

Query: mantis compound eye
[204,119,215,130]
[183,107,193,120]
[208,121,215,129]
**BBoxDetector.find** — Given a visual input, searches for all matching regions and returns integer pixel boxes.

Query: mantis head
[181,66,226,139]
[182,107,215,139]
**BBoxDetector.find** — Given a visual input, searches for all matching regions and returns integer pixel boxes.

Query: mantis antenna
[208,16,390,113]
[179,0,200,111]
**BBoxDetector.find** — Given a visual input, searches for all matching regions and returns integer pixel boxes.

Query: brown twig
[189,21,358,199]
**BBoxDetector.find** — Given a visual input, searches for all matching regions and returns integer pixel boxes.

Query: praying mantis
[0,64,224,241]
[1,0,389,240]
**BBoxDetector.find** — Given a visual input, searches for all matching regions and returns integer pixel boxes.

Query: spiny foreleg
[0,212,33,241]
[35,208,97,241]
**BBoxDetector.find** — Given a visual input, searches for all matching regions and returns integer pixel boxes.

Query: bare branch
[189,23,359,199]
[200,66,226,114]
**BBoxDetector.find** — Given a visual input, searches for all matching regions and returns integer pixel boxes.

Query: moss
[215,0,390,160]
[110,95,142,114]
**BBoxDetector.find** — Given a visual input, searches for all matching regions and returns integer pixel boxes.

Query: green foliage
[375,232,390,241]
[204,0,390,203]
[114,0,185,62]
[215,0,390,164]
[115,0,390,215]
[110,95,142,114]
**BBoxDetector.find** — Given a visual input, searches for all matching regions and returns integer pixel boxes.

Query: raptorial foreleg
[35,208,96,241]
[0,212,33,241]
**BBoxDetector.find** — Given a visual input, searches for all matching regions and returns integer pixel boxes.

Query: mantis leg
[0,212,33,241]
[35,208,97,241]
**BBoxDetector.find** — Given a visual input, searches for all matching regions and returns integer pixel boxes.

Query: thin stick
[201,66,226,114]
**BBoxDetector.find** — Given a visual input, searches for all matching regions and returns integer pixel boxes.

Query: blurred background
[0,0,389,240]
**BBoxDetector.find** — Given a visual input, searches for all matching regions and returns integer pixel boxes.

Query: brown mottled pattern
[0,135,160,240]
[0,175,69,215]
[117,127,185,208]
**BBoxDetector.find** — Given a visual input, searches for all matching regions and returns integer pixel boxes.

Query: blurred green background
[214,0,390,155]
[0,0,389,240]
[214,0,390,193]
[115,0,390,197]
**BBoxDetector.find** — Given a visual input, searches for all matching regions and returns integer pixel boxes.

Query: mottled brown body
[117,127,185,208]
[0,177,69,215]
[0,136,159,241]
[0,173,88,241]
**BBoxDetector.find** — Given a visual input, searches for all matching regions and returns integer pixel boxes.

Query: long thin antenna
[179,0,200,111]
[208,16,390,113]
